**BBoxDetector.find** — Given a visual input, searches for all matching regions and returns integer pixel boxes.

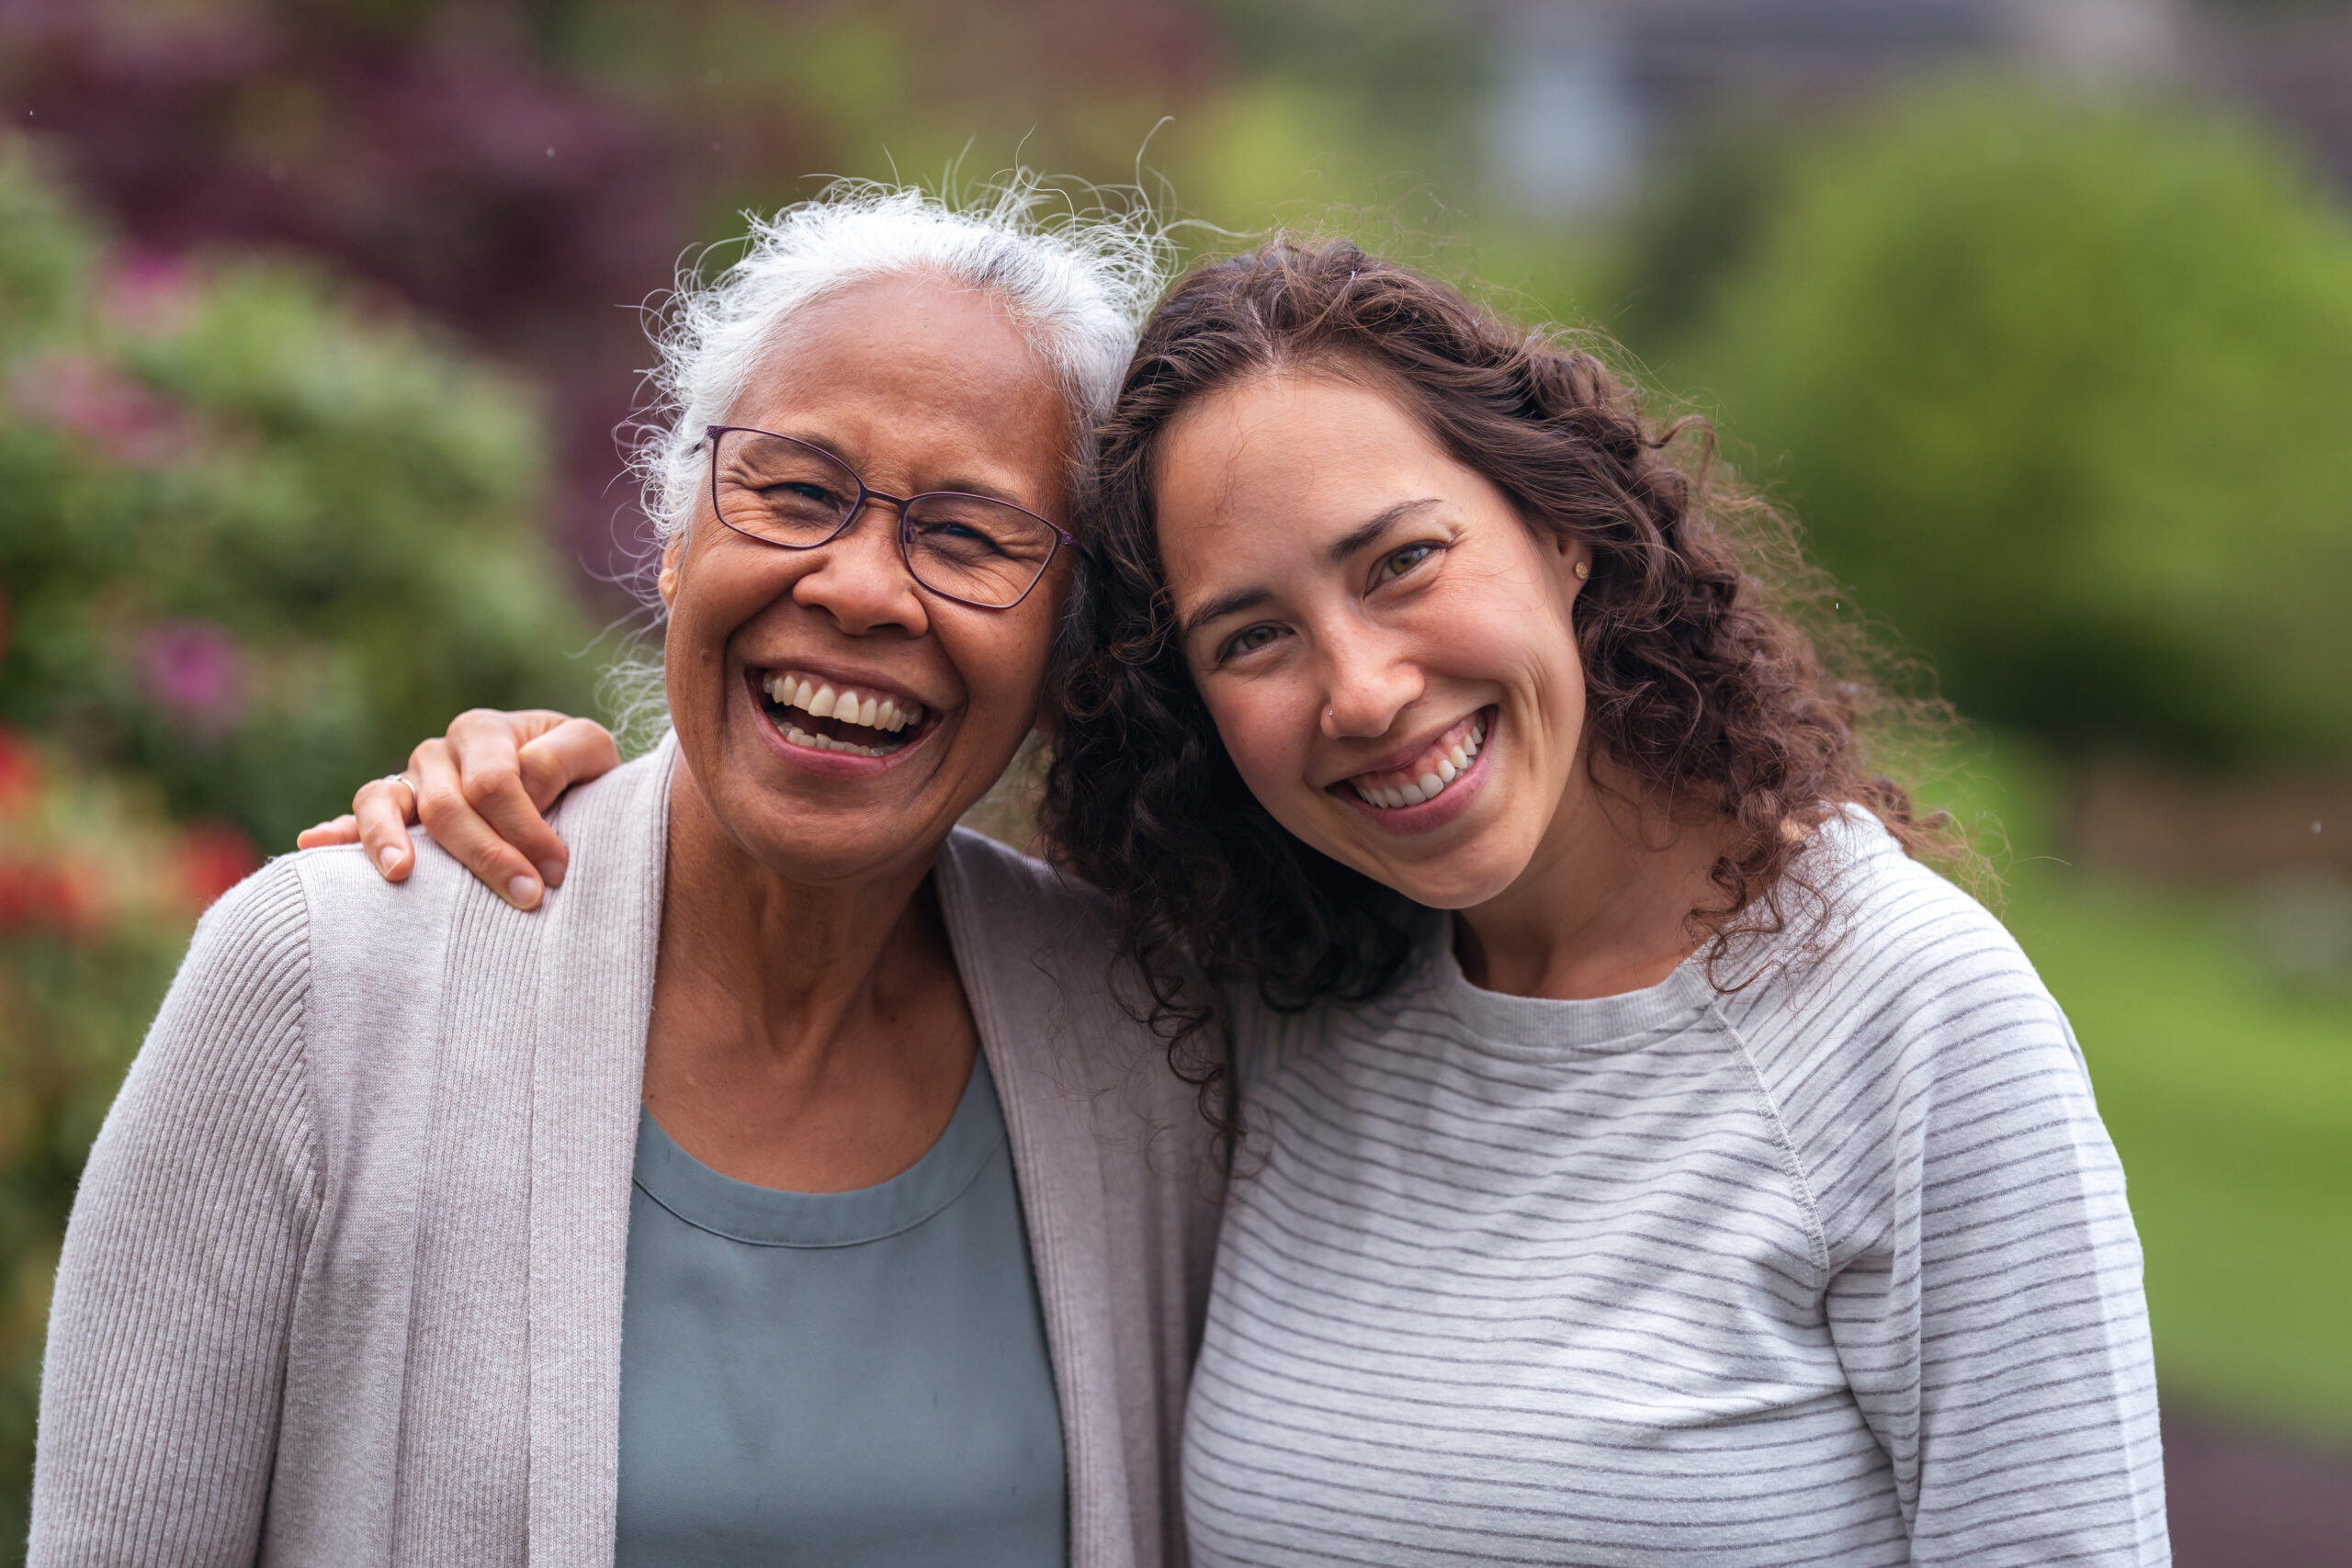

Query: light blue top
[615,1054,1068,1566]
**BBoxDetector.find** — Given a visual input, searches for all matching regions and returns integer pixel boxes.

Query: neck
[1453,753,1728,1000]
[646,761,978,1182]
[653,761,955,1086]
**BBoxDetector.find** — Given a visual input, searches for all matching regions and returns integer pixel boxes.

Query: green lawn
[1928,744,2352,1442]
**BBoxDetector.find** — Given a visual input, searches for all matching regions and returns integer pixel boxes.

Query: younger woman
[1050,241,2165,1566]
[331,241,2167,1566]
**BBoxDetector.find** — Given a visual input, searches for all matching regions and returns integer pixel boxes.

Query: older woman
[30,187,1217,1568]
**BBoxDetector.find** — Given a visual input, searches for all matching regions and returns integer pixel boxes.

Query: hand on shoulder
[294,709,617,911]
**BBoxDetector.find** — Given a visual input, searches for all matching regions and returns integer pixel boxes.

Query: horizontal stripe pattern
[1184,815,2167,1565]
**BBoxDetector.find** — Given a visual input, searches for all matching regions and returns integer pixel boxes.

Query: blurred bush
[0,134,598,852]
[1661,86,2352,766]
[0,727,235,1548]
[0,132,600,1548]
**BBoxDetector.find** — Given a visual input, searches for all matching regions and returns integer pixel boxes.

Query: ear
[1554,532,1593,592]
[657,534,684,609]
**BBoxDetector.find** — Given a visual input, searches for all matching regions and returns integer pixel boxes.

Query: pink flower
[8,351,191,466]
[104,253,199,337]
[136,620,247,734]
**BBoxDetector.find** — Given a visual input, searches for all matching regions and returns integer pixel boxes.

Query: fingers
[515,716,620,811]
[509,718,618,891]
[409,728,548,911]
[321,708,611,911]
[297,814,362,849]
[426,710,576,899]
[447,706,578,774]
[354,757,429,883]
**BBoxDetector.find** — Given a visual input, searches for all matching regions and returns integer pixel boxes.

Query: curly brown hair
[1044,238,1954,1122]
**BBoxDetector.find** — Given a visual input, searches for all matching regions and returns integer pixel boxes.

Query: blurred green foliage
[0,135,598,852]
[1928,738,2352,1444]
[1655,86,2352,765]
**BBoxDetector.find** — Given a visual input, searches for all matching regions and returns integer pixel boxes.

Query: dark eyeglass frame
[702,424,1077,610]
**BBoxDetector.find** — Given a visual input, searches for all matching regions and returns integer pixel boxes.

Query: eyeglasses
[702,425,1075,610]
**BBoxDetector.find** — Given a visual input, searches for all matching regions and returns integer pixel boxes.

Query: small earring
[1573,559,1591,581]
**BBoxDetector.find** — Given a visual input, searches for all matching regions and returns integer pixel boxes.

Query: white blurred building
[1479,0,2199,216]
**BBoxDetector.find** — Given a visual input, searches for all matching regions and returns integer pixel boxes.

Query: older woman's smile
[751,667,932,761]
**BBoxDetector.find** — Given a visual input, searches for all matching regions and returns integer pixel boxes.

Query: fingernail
[537,859,566,890]
[379,846,401,876]
[507,875,543,910]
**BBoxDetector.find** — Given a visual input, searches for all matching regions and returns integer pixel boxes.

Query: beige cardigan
[31,740,1221,1567]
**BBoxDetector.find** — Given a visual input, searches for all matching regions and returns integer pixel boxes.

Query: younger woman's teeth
[1349,714,1487,809]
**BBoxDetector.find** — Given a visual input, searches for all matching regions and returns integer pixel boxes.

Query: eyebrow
[1179,496,1447,642]
[925,476,1033,508]
[756,429,1038,510]
[1327,497,1444,565]
[1181,585,1272,642]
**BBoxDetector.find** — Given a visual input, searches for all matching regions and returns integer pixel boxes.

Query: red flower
[176,821,258,910]
[0,728,39,818]
[0,857,92,935]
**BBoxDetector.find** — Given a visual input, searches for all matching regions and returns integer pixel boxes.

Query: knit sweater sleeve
[1737,840,2169,1565]
[30,857,323,1567]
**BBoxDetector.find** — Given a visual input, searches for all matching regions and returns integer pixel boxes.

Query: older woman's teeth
[760,671,924,738]
[778,722,892,758]
[1349,714,1487,809]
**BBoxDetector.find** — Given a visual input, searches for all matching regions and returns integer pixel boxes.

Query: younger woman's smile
[1333,705,1491,822]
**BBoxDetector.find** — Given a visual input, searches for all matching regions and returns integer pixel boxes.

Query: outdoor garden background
[2,0,2347,1560]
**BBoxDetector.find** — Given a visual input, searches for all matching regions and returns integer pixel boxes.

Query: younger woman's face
[1157,370,1592,909]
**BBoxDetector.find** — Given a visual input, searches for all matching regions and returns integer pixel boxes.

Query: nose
[788,502,932,638]
[1318,621,1422,740]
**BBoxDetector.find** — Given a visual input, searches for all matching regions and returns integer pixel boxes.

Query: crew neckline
[1397,808,1909,1058]
[1414,925,1719,1059]
[631,1053,1005,1248]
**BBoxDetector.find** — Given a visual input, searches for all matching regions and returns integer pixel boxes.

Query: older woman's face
[660,273,1072,885]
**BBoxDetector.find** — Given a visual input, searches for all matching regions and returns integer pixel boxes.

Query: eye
[1376,543,1437,582]
[764,480,841,505]
[1218,623,1285,662]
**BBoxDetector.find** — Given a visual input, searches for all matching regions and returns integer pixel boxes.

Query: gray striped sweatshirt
[1185,813,2167,1565]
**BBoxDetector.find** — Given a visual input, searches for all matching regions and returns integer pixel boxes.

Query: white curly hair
[631,175,1172,548]
[602,174,1172,746]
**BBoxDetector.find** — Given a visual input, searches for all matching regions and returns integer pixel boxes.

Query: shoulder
[163,833,481,1043]
[271,827,475,959]
[1724,813,2090,1144]
[935,828,1209,1107]
[936,827,1125,967]
[166,852,316,1021]
[99,854,326,1169]
[542,740,676,856]
[1732,809,2065,1053]
[934,828,1149,1040]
